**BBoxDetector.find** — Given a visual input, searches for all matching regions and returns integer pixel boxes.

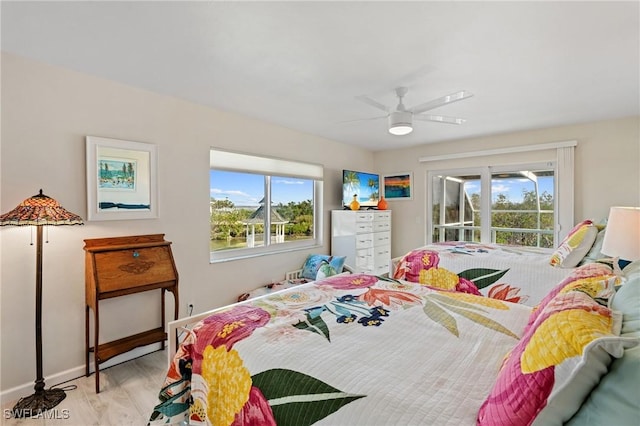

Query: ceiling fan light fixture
[388,111,413,136]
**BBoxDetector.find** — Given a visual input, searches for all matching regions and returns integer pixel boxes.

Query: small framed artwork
[86,136,158,221]
[383,172,413,200]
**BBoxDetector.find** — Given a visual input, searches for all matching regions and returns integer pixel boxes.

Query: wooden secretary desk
[84,234,179,393]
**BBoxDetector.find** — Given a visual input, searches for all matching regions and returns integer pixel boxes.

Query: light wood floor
[1,349,168,426]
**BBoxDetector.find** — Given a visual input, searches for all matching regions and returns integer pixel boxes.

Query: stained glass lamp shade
[0,190,83,417]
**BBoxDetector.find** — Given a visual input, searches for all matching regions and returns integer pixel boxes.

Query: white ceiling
[2,1,639,152]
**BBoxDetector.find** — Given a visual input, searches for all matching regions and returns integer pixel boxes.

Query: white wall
[0,53,374,395]
[374,116,640,257]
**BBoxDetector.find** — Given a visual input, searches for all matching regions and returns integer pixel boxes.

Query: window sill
[210,242,323,264]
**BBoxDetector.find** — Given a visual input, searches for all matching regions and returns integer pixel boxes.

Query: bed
[391,221,607,308]
[391,242,576,307]
[149,258,640,426]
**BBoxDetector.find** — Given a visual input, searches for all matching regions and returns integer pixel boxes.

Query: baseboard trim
[0,343,163,405]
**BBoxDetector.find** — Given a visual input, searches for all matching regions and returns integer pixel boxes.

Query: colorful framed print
[86,136,158,221]
[383,172,413,200]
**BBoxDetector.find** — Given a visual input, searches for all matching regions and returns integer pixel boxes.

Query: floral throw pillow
[549,219,598,268]
[525,262,619,334]
[477,275,638,426]
[301,255,346,280]
[315,261,338,280]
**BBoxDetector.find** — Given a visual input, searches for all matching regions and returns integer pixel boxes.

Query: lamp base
[11,388,66,418]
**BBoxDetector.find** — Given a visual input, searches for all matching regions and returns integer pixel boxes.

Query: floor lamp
[0,189,83,417]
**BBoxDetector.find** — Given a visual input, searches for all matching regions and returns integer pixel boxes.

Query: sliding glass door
[428,163,556,248]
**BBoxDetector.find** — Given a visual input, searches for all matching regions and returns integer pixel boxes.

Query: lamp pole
[34,225,45,394]
[12,225,66,416]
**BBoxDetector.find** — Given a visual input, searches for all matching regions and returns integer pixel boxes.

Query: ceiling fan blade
[414,114,466,125]
[355,95,390,113]
[340,115,388,124]
[409,90,473,114]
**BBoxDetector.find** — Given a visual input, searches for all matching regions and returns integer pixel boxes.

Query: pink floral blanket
[149,273,532,425]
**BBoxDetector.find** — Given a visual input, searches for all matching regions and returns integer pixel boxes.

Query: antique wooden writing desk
[84,234,179,393]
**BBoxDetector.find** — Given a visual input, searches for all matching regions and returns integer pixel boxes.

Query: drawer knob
[133,251,140,258]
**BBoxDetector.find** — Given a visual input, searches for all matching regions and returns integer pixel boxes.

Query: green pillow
[617,261,640,334]
[566,261,640,425]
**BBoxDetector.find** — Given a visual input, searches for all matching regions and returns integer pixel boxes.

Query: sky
[210,170,313,206]
[464,176,554,202]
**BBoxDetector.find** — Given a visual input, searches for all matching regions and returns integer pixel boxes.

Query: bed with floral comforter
[150,260,639,426]
[392,242,577,306]
[150,273,532,425]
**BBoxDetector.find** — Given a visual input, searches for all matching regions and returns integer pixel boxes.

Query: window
[490,168,555,247]
[429,163,559,248]
[431,172,482,242]
[424,142,575,247]
[210,149,323,262]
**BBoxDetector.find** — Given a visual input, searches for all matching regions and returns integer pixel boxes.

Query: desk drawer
[94,246,176,293]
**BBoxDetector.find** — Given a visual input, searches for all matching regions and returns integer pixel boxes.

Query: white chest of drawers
[331,210,392,275]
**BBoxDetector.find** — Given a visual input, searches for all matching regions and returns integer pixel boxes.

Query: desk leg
[170,287,179,351]
[93,303,101,394]
[161,289,166,351]
[85,306,90,377]
[173,286,179,321]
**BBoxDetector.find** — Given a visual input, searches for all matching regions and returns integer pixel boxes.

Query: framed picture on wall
[383,172,413,200]
[86,136,158,220]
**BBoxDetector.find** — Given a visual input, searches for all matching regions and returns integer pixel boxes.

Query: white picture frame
[382,172,413,200]
[86,136,158,221]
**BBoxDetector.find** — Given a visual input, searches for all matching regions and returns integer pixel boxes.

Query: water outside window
[210,170,314,252]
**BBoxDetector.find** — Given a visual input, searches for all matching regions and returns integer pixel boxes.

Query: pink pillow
[477,272,636,426]
[525,263,618,334]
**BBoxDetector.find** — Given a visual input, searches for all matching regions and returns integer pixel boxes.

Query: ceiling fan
[354,87,473,136]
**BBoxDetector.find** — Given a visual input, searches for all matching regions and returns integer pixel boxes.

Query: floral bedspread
[392,242,576,306]
[149,274,532,426]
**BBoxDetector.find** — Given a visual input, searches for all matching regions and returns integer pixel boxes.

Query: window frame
[422,141,575,247]
[427,161,565,247]
[209,149,324,263]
